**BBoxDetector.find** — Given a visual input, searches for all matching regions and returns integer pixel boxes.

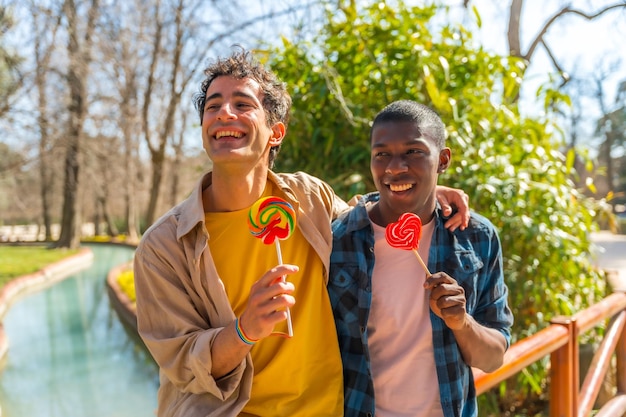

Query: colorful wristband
[235,317,259,345]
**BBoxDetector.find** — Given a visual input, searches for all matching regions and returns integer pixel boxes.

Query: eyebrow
[371,138,427,148]
[205,90,258,103]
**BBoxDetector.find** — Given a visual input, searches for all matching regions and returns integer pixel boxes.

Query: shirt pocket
[447,251,483,309]
[455,250,483,275]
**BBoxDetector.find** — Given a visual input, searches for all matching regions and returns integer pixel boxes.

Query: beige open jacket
[133,171,348,417]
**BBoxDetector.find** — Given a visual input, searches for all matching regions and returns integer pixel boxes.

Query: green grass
[0,246,79,289]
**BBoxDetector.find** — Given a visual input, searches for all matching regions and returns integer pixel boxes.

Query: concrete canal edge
[105,248,153,355]
[106,261,140,335]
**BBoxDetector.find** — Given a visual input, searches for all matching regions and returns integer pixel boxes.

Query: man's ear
[438,148,451,173]
[269,122,286,146]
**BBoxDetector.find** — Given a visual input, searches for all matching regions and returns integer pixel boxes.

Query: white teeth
[389,184,413,192]
[215,130,243,139]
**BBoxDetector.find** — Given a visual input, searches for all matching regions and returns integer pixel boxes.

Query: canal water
[0,244,158,417]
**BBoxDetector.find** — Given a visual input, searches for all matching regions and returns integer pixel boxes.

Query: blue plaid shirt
[328,193,513,417]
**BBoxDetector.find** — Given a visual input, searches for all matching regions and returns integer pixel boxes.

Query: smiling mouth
[388,183,414,192]
[215,130,244,139]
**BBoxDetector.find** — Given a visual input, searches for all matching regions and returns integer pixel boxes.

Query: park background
[1,0,626,415]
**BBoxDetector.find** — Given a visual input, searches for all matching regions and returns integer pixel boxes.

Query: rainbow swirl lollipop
[248,196,296,337]
[248,196,296,245]
[385,212,431,276]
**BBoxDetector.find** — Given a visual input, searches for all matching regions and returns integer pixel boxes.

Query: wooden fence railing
[473,291,626,417]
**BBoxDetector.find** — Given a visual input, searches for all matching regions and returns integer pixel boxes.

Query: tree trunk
[507,0,523,58]
[39,131,53,242]
[32,3,61,242]
[57,136,81,248]
[604,131,616,192]
[170,111,186,207]
[123,138,140,239]
[142,0,185,228]
[98,196,119,237]
[120,53,140,241]
[55,0,99,249]
[145,150,164,227]
[169,159,181,207]
[94,208,102,236]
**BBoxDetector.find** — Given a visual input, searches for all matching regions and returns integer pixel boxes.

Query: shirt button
[360,326,365,334]
[369,247,374,253]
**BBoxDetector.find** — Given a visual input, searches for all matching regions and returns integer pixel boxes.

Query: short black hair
[370,100,446,150]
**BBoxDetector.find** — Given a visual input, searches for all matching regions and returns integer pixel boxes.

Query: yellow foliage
[116,269,136,302]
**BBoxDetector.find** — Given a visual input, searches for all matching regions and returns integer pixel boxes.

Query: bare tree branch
[141,0,162,156]
[181,1,320,89]
[540,38,570,87]
[523,2,626,63]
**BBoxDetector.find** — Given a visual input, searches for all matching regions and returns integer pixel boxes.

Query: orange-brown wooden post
[550,316,579,417]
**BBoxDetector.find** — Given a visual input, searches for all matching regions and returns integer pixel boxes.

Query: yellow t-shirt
[205,186,343,417]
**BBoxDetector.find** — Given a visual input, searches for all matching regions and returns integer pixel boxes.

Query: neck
[203,163,269,212]
[368,201,435,227]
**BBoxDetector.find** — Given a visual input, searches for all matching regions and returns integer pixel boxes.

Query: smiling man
[133,51,472,417]
[133,49,348,417]
[328,100,513,417]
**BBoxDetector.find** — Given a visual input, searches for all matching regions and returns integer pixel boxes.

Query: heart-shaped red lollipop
[385,212,430,276]
[385,212,423,250]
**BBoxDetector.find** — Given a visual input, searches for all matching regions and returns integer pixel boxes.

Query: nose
[216,103,236,120]
[385,155,408,174]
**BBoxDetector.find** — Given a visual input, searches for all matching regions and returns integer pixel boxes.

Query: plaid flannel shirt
[328,193,513,417]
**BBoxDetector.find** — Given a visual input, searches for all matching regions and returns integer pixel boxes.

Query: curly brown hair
[193,47,291,168]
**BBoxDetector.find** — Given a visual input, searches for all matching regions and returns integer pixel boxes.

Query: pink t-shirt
[368,218,443,417]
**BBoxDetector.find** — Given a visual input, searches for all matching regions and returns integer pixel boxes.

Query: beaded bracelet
[235,317,259,345]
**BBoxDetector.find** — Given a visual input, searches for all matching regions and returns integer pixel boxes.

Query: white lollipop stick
[275,240,293,337]
[412,249,431,276]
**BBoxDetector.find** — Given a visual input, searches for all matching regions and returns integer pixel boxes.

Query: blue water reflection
[0,244,158,417]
